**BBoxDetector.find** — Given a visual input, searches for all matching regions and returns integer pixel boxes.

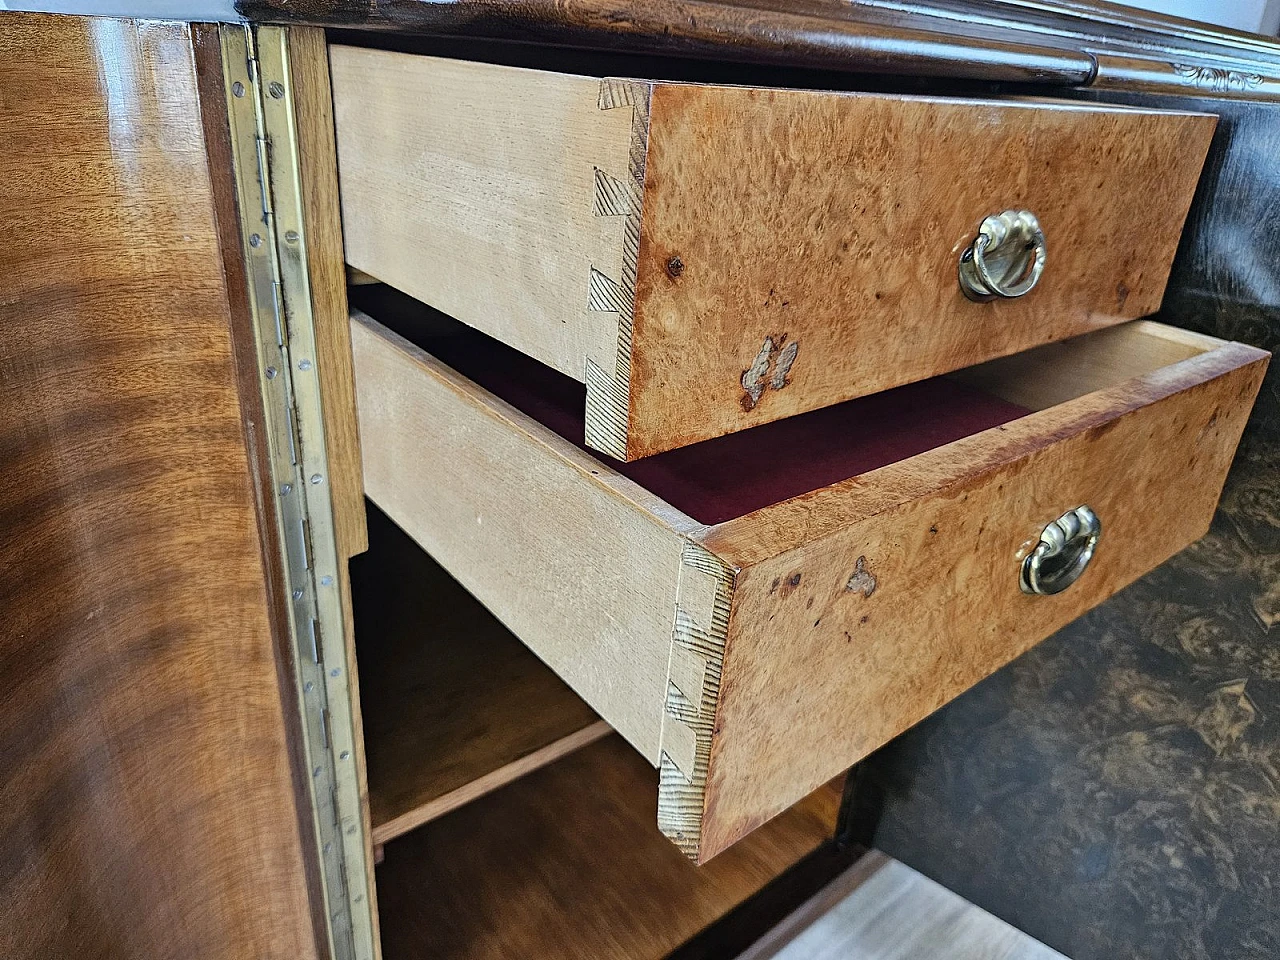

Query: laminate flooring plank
[746,852,1068,960]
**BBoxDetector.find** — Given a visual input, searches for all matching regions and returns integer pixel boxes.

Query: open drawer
[331,45,1217,460]
[350,294,1266,863]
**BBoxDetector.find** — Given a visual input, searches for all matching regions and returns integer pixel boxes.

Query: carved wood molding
[235,0,1280,95]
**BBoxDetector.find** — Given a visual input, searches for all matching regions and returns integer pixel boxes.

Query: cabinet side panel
[0,15,319,960]
[291,29,368,561]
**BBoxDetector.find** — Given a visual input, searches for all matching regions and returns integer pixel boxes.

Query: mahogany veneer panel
[0,15,318,959]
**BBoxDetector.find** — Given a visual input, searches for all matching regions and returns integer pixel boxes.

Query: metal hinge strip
[219,24,375,960]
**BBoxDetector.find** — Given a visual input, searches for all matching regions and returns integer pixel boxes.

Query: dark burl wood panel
[864,93,1280,960]
[0,15,319,960]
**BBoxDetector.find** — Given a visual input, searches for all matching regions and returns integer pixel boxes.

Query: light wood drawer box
[350,298,1266,864]
[331,45,1217,461]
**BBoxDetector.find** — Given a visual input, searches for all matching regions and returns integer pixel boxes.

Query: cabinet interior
[352,504,851,957]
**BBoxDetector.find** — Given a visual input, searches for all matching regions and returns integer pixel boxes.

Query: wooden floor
[741,851,1068,960]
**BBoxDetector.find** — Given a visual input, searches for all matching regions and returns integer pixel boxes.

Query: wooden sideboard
[3,4,1278,959]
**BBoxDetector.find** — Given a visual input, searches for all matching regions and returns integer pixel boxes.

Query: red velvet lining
[357,288,1031,526]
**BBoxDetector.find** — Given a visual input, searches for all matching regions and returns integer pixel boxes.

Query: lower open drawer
[350,293,1266,863]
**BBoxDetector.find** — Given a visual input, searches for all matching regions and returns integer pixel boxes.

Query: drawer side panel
[698,345,1267,859]
[350,314,682,761]
[331,48,640,400]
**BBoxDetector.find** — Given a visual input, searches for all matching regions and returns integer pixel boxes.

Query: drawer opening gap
[353,284,1219,527]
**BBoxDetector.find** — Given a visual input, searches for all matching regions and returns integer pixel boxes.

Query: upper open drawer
[350,287,1266,864]
[331,45,1218,461]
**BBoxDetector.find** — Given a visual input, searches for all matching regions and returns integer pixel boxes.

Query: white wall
[1112,0,1280,35]
[0,0,240,16]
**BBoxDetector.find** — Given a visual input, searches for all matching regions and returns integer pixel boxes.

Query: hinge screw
[340,750,350,760]
[265,366,278,379]
[320,575,334,587]
[232,80,245,98]
[249,233,262,248]
[285,229,300,244]
[269,81,285,99]
[310,474,323,485]
[298,359,313,371]
[292,588,304,600]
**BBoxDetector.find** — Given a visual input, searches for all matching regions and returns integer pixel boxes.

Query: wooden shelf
[352,503,610,845]
[374,735,842,960]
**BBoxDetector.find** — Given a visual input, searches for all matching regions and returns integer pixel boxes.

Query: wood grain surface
[234,0,1101,85]
[291,28,368,561]
[626,85,1215,456]
[233,0,1280,96]
[696,334,1267,858]
[353,292,1264,862]
[351,504,609,845]
[947,319,1219,411]
[0,14,318,960]
[331,47,635,386]
[350,310,698,764]
[373,735,840,960]
[333,48,1215,459]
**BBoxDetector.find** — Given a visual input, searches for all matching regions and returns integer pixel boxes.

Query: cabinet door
[0,14,321,960]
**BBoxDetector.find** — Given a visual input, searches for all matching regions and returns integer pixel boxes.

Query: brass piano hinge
[219,24,375,960]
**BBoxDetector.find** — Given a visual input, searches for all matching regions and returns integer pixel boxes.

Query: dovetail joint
[657,542,735,860]
[584,79,650,460]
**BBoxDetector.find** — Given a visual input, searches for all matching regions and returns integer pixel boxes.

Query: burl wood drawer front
[332,45,1217,462]
[351,308,1265,864]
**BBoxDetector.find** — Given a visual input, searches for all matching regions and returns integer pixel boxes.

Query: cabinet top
[244,0,1280,95]
[8,0,1280,95]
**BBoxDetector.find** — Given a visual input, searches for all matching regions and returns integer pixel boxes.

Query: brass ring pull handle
[959,210,1047,302]
[1020,505,1101,596]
